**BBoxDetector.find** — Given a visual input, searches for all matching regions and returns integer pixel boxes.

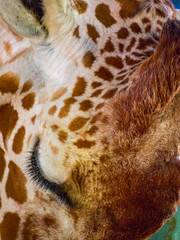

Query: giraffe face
[0,0,180,239]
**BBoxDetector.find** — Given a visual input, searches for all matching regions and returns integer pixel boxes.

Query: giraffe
[0,0,179,239]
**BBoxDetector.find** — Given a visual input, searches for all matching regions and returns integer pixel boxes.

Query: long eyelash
[27,137,74,208]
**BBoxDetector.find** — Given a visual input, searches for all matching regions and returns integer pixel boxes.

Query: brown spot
[22,93,35,110]
[137,38,156,50]
[117,27,129,39]
[0,212,20,240]
[20,80,33,94]
[157,20,163,26]
[102,89,117,99]
[91,82,102,89]
[48,105,57,115]
[73,26,80,38]
[6,161,27,204]
[12,126,25,154]
[59,97,76,119]
[95,67,113,81]
[116,74,126,81]
[99,155,109,163]
[58,130,68,143]
[0,197,1,208]
[142,17,150,24]
[119,43,124,53]
[31,115,36,124]
[156,8,166,18]
[69,117,89,131]
[130,22,142,34]
[87,126,98,136]
[73,0,88,14]
[74,140,95,148]
[91,89,103,97]
[101,39,115,53]
[0,148,6,181]
[116,0,140,18]
[95,4,116,28]
[51,125,58,131]
[156,27,161,33]
[51,87,67,101]
[4,41,12,56]
[0,104,18,145]
[22,215,38,240]
[90,112,102,124]
[105,56,124,69]
[82,51,96,68]
[95,103,104,111]
[87,24,100,43]
[126,56,140,66]
[145,24,152,33]
[80,100,93,111]
[126,37,136,52]
[0,72,19,94]
[43,215,56,227]
[50,144,58,154]
[72,77,87,97]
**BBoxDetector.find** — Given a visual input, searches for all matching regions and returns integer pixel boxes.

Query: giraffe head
[0,0,180,239]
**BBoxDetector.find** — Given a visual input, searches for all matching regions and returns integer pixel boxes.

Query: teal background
[172,0,180,8]
[149,2,179,239]
[149,208,180,240]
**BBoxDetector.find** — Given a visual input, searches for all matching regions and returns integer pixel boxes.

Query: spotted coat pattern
[0,0,179,240]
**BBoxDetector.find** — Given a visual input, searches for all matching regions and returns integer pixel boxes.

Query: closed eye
[27,137,74,208]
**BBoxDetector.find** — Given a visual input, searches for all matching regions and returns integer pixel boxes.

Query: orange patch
[116,0,140,18]
[91,89,103,97]
[82,51,96,68]
[0,104,18,146]
[69,117,89,131]
[91,82,102,89]
[73,0,88,14]
[0,72,19,94]
[51,87,67,101]
[74,139,96,148]
[50,144,58,154]
[79,100,93,111]
[87,24,100,43]
[58,130,68,143]
[12,126,26,154]
[31,115,36,124]
[0,148,6,181]
[102,89,118,99]
[59,97,77,119]
[87,126,98,136]
[95,4,116,28]
[0,212,20,240]
[101,38,115,53]
[73,26,80,38]
[95,67,113,81]
[72,77,87,97]
[6,161,27,204]
[20,80,33,94]
[22,92,35,110]
[105,56,124,69]
[48,105,57,115]
[4,41,12,56]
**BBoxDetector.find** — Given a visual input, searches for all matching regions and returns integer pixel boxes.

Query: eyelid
[27,137,74,208]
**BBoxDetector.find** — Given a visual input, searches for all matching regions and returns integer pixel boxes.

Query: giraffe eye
[27,137,73,208]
